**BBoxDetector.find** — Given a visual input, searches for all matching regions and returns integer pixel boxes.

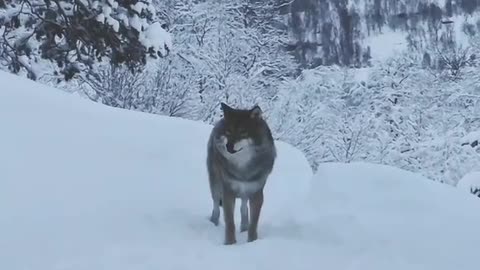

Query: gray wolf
[206,102,276,245]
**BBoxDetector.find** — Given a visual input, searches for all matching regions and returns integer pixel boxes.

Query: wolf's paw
[210,208,220,226]
[247,231,258,242]
[240,222,249,232]
[209,216,219,226]
[224,238,237,245]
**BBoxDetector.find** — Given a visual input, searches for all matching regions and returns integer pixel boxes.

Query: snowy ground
[2,71,480,270]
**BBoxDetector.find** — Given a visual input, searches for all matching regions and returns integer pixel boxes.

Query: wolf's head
[220,102,266,154]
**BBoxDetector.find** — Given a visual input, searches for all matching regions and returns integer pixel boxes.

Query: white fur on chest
[225,147,255,168]
[226,179,263,197]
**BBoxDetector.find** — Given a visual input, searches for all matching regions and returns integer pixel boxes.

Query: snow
[457,171,480,194]
[106,16,120,32]
[307,162,480,269]
[365,30,408,63]
[58,1,74,16]
[102,5,112,17]
[107,0,118,9]
[353,67,370,83]
[96,4,120,31]
[347,0,365,15]
[146,2,156,15]
[129,14,143,32]
[92,0,99,10]
[434,0,448,8]
[131,2,145,14]
[0,71,311,269]
[451,14,477,47]
[96,13,105,23]
[0,3,21,21]
[461,130,480,145]
[139,22,172,55]
[2,71,480,270]
[117,13,129,27]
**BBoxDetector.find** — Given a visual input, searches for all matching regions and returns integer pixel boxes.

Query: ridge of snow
[457,171,480,194]
[462,130,480,145]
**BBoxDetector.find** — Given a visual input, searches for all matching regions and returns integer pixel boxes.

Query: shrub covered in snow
[267,51,480,185]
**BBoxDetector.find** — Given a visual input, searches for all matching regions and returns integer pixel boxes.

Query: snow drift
[457,171,480,195]
[2,71,480,270]
[0,71,312,269]
[306,162,480,269]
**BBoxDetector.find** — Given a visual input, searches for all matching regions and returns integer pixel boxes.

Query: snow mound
[461,130,480,146]
[457,171,480,195]
[0,71,312,270]
[305,162,480,269]
[2,71,480,270]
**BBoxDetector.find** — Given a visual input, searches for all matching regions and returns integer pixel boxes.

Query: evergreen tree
[0,0,172,81]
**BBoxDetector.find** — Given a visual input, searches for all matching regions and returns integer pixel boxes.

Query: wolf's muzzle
[226,142,242,154]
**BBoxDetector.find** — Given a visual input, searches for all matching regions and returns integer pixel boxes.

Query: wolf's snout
[226,142,241,154]
[226,142,236,153]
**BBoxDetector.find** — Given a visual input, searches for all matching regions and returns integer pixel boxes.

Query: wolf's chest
[224,147,255,168]
[225,179,264,197]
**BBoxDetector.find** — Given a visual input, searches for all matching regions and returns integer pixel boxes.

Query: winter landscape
[1,0,480,269]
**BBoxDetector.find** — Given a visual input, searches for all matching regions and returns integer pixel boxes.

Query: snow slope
[307,162,480,269]
[0,71,312,269]
[2,71,480,270]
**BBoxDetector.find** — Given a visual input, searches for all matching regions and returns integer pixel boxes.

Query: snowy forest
[1,0,480,187]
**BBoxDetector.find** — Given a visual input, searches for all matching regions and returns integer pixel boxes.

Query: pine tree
[0,0,172,81]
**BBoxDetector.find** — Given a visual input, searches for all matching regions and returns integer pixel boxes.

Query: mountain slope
[1,71,480,270]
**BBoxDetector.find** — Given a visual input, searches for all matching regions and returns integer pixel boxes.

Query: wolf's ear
[250,105,262,119]
[221,102,233,117]
[221,102,231,111]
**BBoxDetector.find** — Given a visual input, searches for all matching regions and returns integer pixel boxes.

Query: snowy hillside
[2,71,480,270]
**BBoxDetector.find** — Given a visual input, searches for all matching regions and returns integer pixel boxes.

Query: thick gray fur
[206,102,276,245]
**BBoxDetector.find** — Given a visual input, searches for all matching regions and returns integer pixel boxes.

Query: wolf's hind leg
[210,198,221,226]
[240,198,249,232]
[208,173,222,226]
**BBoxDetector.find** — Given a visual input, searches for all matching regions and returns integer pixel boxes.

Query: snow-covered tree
[0,0,172,81]
[141,56,199,118]
[268,66,374,169]
[78,55,198,119]
[79,62,147,109]
[267,45,480,184]
[159,0,298,123]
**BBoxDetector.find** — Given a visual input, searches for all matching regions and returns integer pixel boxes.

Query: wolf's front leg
[240,198,249,232]
[248,189,264,242]
[222,189,236,245]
